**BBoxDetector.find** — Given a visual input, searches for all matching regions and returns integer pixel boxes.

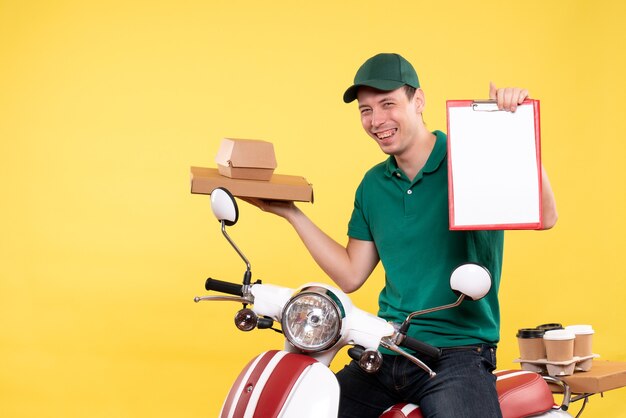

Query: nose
[371,109,385,129]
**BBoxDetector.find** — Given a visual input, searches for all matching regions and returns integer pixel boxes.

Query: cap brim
[342,79,407,103]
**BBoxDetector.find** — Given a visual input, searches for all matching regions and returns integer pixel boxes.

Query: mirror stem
[399,294,466,334]
[221,220,252,279]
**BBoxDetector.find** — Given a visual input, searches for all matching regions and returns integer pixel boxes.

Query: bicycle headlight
[281,286,344,352]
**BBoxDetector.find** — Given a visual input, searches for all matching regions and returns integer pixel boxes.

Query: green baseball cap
[343,53,420,103]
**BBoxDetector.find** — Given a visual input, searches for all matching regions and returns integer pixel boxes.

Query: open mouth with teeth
[375,128,397,142]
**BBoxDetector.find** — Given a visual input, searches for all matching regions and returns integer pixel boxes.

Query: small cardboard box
[559,360,626,394]
[190,167,313,202]
[215,138,277,181]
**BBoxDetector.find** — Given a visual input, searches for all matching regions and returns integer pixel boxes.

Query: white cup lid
[543,329,575,341]
[565,324,595,335]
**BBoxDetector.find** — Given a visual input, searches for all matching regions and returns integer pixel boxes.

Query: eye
[360,108,372,115]
[382,101,395,108]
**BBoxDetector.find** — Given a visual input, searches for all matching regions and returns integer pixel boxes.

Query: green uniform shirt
[348,130,504,348]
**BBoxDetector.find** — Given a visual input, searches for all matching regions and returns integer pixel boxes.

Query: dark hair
[404,85,417,100]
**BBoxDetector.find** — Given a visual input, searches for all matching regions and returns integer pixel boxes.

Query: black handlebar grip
[401,336,441,360]
[205,278,243,296]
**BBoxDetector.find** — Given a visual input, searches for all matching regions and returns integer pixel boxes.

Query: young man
[246,53,557,417]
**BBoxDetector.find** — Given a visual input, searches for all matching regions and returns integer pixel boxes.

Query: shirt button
[407,190,413,195]
[396,173,401,178]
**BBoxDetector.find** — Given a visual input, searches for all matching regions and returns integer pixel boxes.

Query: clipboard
[446,99,542,230]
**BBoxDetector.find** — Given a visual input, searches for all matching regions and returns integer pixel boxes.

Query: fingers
[240,197,263,208]
[241,196,295,216]
[490,83,530,112]
[241,197,272,212]
[518,88,529,103]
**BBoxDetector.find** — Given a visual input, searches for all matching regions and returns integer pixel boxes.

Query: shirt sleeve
[347,181,373,241]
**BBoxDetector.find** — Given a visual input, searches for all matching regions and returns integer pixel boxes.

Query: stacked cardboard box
[191,138,313,202]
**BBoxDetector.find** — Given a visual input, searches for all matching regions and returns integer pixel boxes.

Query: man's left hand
[489,82,529,112]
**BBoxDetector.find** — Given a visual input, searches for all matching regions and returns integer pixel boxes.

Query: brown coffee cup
[543,329,575,362]
[517,328,546,360]
[565,325,594,357]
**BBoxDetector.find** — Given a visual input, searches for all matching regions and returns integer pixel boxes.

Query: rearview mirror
[449,263,492,301]
[210,187,238,226]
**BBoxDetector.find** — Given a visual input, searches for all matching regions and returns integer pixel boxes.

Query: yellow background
[1,0,625,417]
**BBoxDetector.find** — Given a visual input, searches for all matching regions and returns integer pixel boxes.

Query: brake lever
[194,295,254,304]
[379,337,436,378]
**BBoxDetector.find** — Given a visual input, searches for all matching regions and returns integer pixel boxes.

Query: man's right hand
[241,197,298,220]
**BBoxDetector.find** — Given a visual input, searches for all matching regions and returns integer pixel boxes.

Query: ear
[413,88,426,113]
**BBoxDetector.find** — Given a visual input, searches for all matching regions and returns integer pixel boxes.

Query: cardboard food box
[215,138,277,181]
[190,166,313,202]
[559,360,626,394]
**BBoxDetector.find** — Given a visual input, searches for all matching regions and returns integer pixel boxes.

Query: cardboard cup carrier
[515,324,597,376]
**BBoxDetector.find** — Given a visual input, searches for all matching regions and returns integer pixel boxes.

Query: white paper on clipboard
[446,99,542,230]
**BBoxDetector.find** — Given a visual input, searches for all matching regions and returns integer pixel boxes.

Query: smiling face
[357,86,425,157]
